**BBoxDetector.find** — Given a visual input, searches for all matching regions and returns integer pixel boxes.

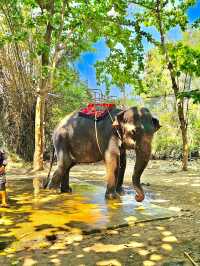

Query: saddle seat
[79,103,116,121]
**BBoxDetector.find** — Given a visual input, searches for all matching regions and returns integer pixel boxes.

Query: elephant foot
[47,183,60,190]
[116,187,125,196]
[105,191,120,200]
[61,186,72,193]
[47,176,61,190]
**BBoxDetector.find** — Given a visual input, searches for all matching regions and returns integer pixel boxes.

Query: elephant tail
[43,146,55,189]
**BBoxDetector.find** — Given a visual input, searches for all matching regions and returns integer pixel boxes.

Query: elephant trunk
[132,138,152,202]
[132,161,149,202]
[133,179,145,202]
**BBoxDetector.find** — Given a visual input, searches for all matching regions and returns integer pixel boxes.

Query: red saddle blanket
[79,103,116,120]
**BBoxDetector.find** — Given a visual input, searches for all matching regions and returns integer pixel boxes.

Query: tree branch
[128,0,156,10]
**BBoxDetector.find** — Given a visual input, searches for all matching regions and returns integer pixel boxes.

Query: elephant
[45,106,160,202]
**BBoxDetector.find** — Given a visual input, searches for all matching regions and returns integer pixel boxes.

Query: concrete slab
[0,177,178,254]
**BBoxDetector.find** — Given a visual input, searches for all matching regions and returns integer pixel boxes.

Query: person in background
[0,148,8,207]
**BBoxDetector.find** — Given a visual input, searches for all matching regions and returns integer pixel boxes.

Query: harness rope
[94,111,103,155]
[107,108,122,141]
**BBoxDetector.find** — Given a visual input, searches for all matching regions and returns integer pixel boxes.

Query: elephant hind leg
[48,150,73,191]
[60,162,75,193]
[48,165,65,190]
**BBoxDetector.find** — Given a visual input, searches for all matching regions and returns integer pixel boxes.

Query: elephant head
[113,107,161,202]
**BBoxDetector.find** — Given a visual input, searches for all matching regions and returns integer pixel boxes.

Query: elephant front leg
[116,148,126,195]
[105,151,120,200]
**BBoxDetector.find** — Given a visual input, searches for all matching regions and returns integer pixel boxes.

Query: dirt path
[0,160,200,266]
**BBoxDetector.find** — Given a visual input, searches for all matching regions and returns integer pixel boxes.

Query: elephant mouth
[123,137,135,150]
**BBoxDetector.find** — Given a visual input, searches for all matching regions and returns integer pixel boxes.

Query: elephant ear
[112,110,125,128]
[140,108,155,133]
[152,117,161,132]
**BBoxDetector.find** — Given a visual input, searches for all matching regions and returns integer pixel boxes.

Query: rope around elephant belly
[94,112,103,156]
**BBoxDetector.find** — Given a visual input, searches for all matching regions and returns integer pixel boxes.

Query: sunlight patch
[83,243,125,253]
[162,236,178,243]
[96,259,122,266]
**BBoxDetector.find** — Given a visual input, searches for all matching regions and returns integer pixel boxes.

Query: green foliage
[178,89,200,103]
[52,66,91,122]
[93,0,198,97]
[0,0,112,160]
[189,107,200,151]
[141,97,200,159]
[168,42,200,77]
[151,106,182,159]
[44,64,91,154]
[140,48,172,96]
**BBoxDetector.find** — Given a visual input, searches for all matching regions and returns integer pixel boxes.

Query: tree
[95,0,199,170]
[0,4,36,160]
[0,0,114,169]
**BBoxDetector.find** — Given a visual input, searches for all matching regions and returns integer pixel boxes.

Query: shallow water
[0,176,177,255]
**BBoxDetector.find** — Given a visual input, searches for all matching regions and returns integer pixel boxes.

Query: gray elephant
[45,106,160,202]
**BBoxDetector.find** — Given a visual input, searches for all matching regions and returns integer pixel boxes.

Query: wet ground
[0,159,200,265]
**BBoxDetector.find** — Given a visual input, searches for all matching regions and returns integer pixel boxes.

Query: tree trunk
[177,101,188,171]
[170,69,189,171]
[155,1,189,171]
[32,0,54,171]
[33,93,45,170]
[181,125,189,171]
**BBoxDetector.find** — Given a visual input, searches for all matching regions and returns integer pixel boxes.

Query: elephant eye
[131,129,136,139]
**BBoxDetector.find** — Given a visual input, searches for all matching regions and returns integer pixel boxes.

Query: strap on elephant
[94,111,103,155]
